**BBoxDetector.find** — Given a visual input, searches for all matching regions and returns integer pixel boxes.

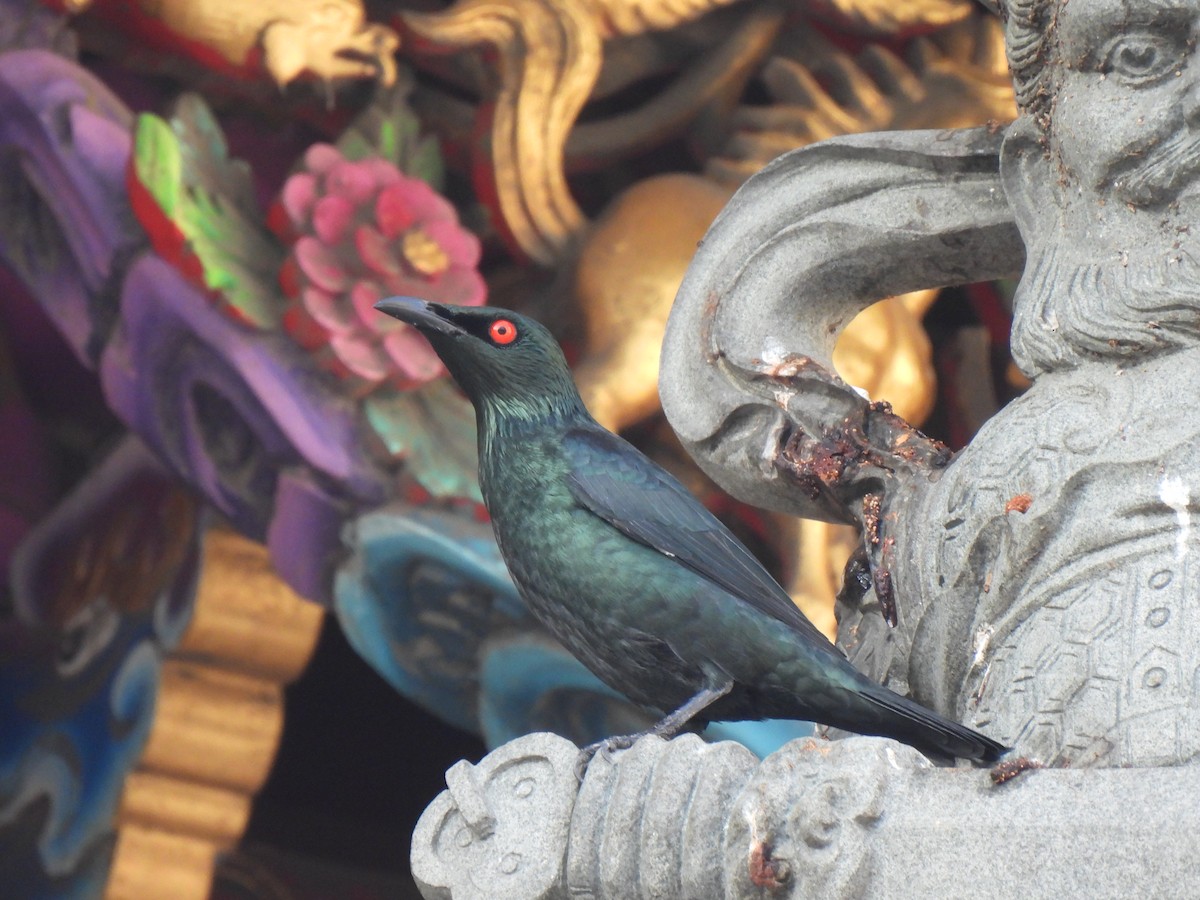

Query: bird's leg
[647,679,734,739]
[577,677,734,779]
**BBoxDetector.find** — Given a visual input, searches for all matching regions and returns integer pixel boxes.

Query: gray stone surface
[568,734,757,898]
[412,734,1200,899]
[658,122,1024,524]
[411,733,580,900]
[412,732,759,900]
[727,737,1200,900]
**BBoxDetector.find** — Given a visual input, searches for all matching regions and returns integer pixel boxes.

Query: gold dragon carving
[401,0,999,266]
[57,0,399,88]
[402,0,777,265]
[403,0,601,265]
[806,0,974,35]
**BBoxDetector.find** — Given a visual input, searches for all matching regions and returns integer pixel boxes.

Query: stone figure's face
[1002,0,1200,375]
[1049,0,1200,246]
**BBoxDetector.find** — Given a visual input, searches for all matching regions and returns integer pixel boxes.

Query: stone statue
[663,0,1200,769]
[413,0,1200,895]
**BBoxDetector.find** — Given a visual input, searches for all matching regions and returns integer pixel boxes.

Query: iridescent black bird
[376,297,1007,763]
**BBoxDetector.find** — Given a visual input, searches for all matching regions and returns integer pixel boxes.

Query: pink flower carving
[272,143,486,392]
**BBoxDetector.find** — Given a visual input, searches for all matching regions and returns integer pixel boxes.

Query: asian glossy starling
[375,296,1007,763]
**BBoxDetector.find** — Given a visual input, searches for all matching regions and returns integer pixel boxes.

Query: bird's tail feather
[861,686,1009,763]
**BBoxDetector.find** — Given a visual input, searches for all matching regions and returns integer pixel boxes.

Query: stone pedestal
[412,732,1200,900]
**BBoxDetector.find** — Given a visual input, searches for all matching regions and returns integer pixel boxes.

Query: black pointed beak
[374,296,466,337]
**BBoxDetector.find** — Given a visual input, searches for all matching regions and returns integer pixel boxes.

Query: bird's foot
[575,733,642,780]
[838,539,898,628]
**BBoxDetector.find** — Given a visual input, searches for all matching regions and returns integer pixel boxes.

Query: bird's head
[374,297,585,422]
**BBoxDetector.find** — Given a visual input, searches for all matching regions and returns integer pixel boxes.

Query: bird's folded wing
[563,428,841,657]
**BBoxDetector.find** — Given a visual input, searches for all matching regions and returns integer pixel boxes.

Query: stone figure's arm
[412,733,1200,900]
[659,125,1025,526]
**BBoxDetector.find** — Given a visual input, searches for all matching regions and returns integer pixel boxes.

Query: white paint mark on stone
[971,624,994,671]
[1159,476,1191,562]
[760,337,789,366]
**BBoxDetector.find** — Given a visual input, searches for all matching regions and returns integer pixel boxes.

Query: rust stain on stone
[748,841,791,890]
[873,565,895,628]
[701,290,721,364]
[862,494,882,546]
[990,757,1045,786]
[1005,493,1033,514]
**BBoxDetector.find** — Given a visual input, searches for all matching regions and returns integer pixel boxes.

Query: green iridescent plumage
[376,296,1007,762]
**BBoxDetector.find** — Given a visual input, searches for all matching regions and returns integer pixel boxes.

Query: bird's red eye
[489,319,518,345]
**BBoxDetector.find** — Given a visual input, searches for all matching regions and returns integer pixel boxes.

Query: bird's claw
[575,733,641,780]
[838,540,899,628]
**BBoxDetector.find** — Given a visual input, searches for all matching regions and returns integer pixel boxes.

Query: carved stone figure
[664,0,1200,767]
[413,0,1200,895]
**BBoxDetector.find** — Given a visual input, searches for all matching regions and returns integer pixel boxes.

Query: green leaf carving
[131,94,286,329]
[336,67,445,190]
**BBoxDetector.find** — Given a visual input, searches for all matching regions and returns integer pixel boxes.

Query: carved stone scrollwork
[412,734,581,899]
[724,738,904,899]
[660,125,1025,526]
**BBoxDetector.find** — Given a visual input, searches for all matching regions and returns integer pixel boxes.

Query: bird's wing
[563,427,842,656]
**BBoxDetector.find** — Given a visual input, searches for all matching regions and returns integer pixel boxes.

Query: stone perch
[412,732,1200,899]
